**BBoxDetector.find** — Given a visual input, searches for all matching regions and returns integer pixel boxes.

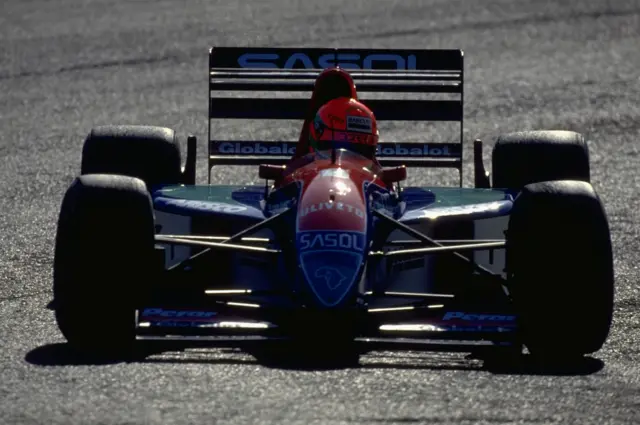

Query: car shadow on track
[24,342,605,376]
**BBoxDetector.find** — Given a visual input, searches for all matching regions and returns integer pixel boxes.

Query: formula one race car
[50,47,614,363]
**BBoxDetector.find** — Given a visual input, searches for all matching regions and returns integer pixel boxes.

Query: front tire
[53,174,156,357]
[506,180,614,361]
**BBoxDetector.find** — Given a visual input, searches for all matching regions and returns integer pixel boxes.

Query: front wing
[134,301,519,352]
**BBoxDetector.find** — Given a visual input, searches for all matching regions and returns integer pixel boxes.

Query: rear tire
[492,130,590,190]
[81,125,183,191]
[506,180,614,361]
[53,174,156,357]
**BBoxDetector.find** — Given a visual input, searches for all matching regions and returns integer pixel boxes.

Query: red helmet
[308,97,379,159]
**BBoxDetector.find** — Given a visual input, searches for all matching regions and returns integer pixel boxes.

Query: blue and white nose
[294,168,369,308]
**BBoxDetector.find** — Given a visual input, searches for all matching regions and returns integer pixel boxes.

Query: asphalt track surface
[1,0,640,424]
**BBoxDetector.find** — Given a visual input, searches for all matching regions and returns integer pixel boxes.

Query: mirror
[381,165,407,183]
[259,164,286,180]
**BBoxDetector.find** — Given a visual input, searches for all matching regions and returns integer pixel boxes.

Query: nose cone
[295,169,368,307]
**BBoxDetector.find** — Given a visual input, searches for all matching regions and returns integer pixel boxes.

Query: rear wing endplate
[208,47,464,186]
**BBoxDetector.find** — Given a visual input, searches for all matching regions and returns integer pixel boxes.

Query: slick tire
[506,180,614,361]
[53,174,156,357]
[81,125,183,191]
[492,130,590,190]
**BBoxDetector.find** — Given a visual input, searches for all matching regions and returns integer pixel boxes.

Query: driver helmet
[308,97,379,159]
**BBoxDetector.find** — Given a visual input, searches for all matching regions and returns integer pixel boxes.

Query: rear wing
[208,47,464,185]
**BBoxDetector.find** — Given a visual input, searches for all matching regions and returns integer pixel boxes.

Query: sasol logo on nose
[298,231,366,252]
[237,52,417,70]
